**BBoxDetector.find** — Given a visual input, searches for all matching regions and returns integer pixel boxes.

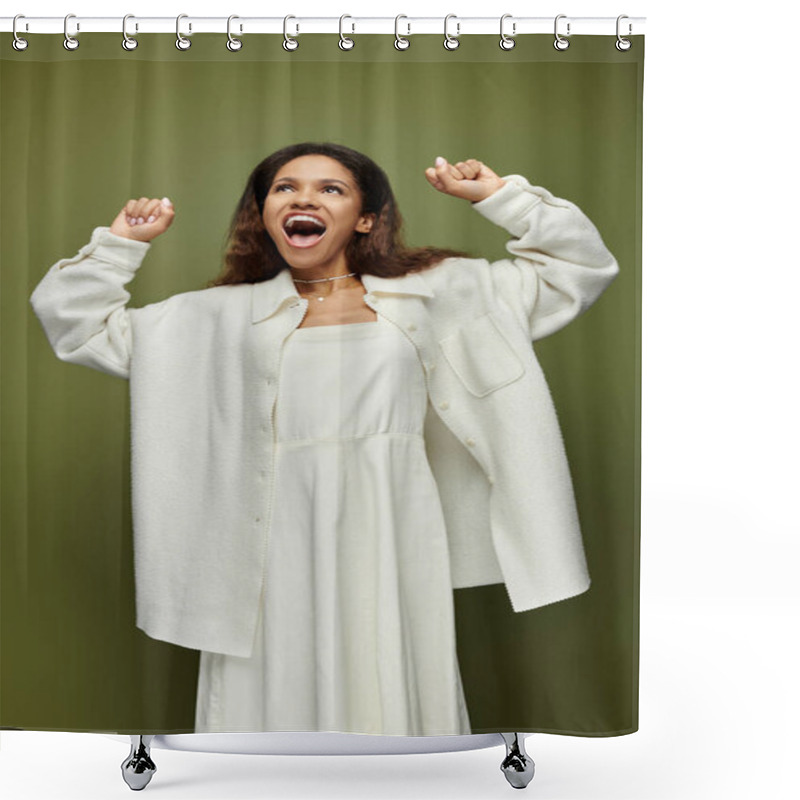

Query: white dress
[194,315,472,736]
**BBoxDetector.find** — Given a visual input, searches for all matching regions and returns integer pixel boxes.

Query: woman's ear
[356,213,375,234]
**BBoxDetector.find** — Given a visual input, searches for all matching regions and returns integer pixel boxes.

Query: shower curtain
[1,30,643,737]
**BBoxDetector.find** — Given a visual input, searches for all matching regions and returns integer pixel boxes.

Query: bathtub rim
[102,731,526,756]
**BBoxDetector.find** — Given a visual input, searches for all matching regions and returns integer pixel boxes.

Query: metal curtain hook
[339,14,355,50]
[616,15,632,51]
[553,14,570,51]
[394,14,410,50]
[12,14,28,51]
[176,14,191,50]
[499,14,516,50]
[443,14,460,51]
[63,13,79,51]
[283,15,299,51]
[122,14,138,51]
[227,15,243,51]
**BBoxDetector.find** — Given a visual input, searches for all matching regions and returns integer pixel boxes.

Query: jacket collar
[251,267,434,324]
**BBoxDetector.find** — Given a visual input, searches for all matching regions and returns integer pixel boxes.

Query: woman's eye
[273,184,341,194]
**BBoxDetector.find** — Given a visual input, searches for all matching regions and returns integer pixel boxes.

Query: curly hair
[207,141,474,287]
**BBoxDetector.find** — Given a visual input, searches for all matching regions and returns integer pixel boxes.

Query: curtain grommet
[227,15,243,51]
[443,14,460,51]
[615,15,632,51]
[394,15,410,50]
[339,15,355,50]
[283,15,299,51]
[553,14,570,51]
[12,14,29,51]
[63,13,79,51]
[499,14,516,50]
[122,14,138,51]
[175,14,191,50]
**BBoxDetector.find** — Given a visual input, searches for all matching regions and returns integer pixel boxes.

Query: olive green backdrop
[1,33,643,735]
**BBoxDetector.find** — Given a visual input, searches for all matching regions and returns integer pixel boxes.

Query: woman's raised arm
[426,158,619,342]
[29,197,174,378]
[470,175,620,341]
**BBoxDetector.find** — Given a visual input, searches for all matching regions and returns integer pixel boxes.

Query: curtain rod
[1,16,646,37]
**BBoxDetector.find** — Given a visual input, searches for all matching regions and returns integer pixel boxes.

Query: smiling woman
[263,154,375,280]
[209,142,475,290]
[26,131,624,747]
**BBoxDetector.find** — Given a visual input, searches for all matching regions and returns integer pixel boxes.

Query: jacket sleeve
[29,226,152,379]
[470,174,620,342]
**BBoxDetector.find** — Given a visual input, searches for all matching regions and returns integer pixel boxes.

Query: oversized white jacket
[30,174,619,657]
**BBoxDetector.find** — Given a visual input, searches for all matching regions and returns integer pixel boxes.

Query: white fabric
[29,175,620,657]
[194,317,471,736]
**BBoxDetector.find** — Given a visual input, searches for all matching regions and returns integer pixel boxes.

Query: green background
[1,33,643,735]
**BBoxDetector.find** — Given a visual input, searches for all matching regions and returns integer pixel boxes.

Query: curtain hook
[63,13,79,51]
[394,15,410,50]
[499,14,516,50]
[227,15,243,51]
[176,14,191,50]
[12,14,29,51]
[553,14,570,51]
[339,14,355,50]
[443,14,460,51]
[616,15,632,51]
[122,14,138,51]
[283,15,299,51]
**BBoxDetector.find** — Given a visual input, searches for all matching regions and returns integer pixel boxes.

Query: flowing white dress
[194,315,472,736]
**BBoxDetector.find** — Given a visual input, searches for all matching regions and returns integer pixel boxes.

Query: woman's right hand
[109,197,175,242]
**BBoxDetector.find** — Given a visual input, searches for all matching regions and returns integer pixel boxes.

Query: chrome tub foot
[500,733,535,789]
[121,735,157,791]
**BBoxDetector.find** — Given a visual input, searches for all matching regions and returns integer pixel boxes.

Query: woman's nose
[293,187,317,205]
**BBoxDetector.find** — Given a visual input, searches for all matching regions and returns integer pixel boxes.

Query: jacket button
[425,362,435,372]
[439,401,449,410]
[408,323,417,332]
[487,475,494,486]
[466,437,476,446]
[289,299,300,307]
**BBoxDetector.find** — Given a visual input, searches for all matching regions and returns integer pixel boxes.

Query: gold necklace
[292,271,358,302]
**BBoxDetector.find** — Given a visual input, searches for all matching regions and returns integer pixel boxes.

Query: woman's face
[262,154,374,274]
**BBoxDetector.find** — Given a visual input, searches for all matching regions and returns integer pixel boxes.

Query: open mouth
[282,214,328,249]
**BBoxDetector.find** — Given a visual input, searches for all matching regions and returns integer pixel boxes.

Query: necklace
[292,271,358,302]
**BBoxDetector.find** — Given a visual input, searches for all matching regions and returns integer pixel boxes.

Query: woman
[29,142,619,737]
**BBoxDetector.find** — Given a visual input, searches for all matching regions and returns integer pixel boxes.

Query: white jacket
[30,174,619,657]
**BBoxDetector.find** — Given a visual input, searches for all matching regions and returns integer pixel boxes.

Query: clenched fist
[424,157,506,203]
[109,197,176,242]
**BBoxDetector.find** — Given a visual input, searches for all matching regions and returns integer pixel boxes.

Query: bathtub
[105,731,535,790]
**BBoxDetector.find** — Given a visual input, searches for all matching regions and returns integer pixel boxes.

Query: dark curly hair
[207,141,473,287]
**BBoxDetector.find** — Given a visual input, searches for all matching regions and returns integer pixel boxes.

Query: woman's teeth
[283,228,327,248]
[283,215,327,248]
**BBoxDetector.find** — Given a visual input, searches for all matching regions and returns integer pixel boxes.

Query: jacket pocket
[438,312,525,397]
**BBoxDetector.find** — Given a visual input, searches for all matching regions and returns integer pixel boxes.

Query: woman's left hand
[424,157,506,203]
